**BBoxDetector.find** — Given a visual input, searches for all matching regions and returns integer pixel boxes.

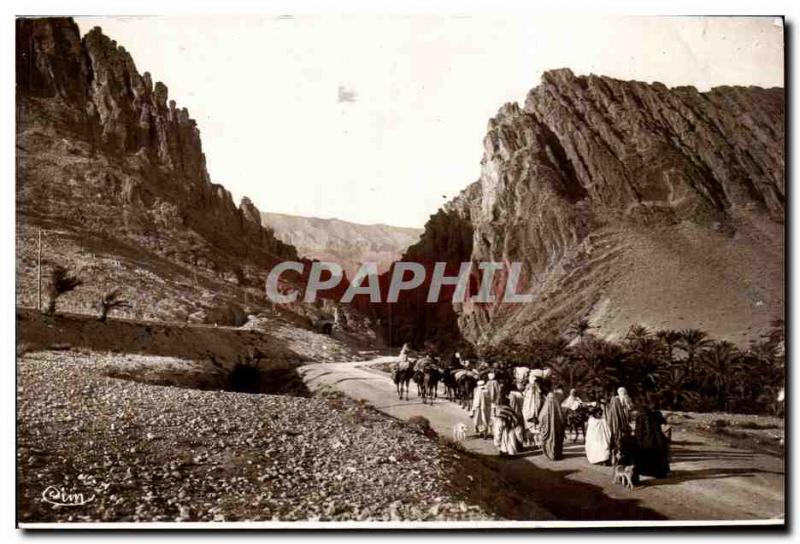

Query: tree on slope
[44,265,82,316]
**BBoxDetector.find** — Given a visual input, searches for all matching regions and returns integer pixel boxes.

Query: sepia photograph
[10,6,788,531]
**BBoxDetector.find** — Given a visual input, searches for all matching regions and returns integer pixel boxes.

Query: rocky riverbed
[17,350,545,523]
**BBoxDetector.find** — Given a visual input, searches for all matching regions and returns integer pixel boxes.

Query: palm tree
[45,265,82,316]
[655,329,682,366]
[660,363,699,410]
[625,336,665,394]
[550,356,587,390]
[699,340,742,411]
[546,335,571,364]
[99,290,131,323]
[567,318,593,343]
[749,338,781,367]
[525,332,569,368]
[761,318,785,346]
[574,337,622,399]
[740,340,784,412]
[625,324,652,345]
[676,328,713,381]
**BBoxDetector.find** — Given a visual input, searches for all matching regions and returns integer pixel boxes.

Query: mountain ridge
[262,212,422,278]
[264,211,423,231]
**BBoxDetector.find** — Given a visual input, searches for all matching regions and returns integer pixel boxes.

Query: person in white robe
[585,406,611,464]
[485,372,501,415]
[561,388,583,411]
[493,404,523,455]
[492,387,527,455]
[397,343,410,365]
[508,387,525,420]
[513,366,530,391]
[471,380,492,438]
[521,371,545,447]
[618,386,634,416]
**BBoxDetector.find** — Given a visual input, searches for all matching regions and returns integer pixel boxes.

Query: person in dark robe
[538,390,565,460]
[605,390,631,463]
[634,396,671,479]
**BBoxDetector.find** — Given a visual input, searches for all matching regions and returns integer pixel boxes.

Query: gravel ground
[368,360,397,374]
[663,411,784,454]
[17,350,537,523]
[255,319,373,363]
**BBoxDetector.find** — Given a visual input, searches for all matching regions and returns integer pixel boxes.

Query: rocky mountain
[261,212,422,279]
[15,17,309,325]
[15,18,784,348]
[384,69,784,348]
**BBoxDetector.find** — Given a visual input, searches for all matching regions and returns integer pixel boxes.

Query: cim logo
[41,485,95,507]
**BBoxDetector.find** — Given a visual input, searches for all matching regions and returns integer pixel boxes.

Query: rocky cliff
[16,17,296,265]
[15,17,303,323]
[388,69,784,347]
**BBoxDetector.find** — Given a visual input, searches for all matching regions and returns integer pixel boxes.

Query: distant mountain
[262,213,422,279]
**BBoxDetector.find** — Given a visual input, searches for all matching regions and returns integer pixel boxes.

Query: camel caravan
[390,343,672,489]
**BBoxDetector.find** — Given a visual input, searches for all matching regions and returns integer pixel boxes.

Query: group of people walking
[402,346,672,485]
[584,387,670,473]
[470,366,571,460]
[473,366,671,481]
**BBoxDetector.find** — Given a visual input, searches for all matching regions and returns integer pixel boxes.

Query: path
[299,359,785,523]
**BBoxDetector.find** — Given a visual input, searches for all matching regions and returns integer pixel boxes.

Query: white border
[18,519,785,529]
[3,0,796,539]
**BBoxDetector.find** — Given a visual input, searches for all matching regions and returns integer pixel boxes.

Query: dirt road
[299,359,785,523]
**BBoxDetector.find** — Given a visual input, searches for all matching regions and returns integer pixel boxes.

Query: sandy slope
[475,214,784,348]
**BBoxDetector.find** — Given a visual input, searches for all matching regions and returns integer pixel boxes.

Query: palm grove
[471,318,785,416]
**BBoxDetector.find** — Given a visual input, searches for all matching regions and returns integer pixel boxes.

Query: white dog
[452,422,468,443]
[613,464,635,490]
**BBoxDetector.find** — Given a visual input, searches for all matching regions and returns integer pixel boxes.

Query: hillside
[381,69,784,348]
[262,212,422,279]
[15,17,328,331]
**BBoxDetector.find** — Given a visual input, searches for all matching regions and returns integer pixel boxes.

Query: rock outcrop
[16,17,297,272]
[385,69,784,347]
[15,17,304,324]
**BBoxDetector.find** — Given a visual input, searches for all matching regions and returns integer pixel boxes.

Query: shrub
[44,265,82,316]
[226,348,264,393]
[99,289,131,323]
[227,360,262,393]
[407,415,434,437]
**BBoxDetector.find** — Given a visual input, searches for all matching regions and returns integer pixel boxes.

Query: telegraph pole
[37,229,42,311]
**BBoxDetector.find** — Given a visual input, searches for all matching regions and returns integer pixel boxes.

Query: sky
[74,15,784,228]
